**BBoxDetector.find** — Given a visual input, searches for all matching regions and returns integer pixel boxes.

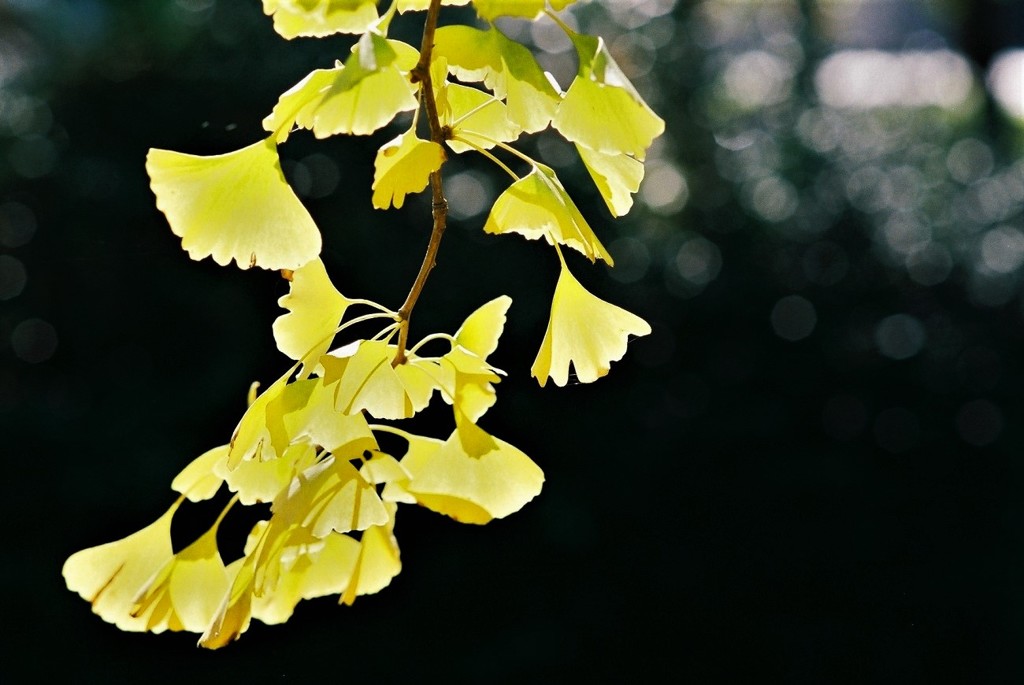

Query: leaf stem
[451,135,520,181]
[395,0,448,367]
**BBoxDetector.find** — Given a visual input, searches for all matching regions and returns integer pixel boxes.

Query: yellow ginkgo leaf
[442,345,503,423]
[454,295,512,359]
[200,556,256,649]
[251,528,361,624]
[397,428,544,524]
[276,378,378,454]
[532,259,651,387]
[262,0,378,39]
[576,143,645,217]
[171,445,228,502]
[272,258,352,370]
[439,82,523,154]
[147,138,321,271]
[339,502,401,605]
[322,340,439,420]
[228,372,292,469]
[471,0,577,21]
[215,441,319,505]
[484,163,613,264]
[130,521,232,634]
[63,498,182,632]
[264,35,418,140]
[273,453,389,537]
[371,131,445,210]
[396,0,469,11]
[553,33,664,160]
[434,25,559,133]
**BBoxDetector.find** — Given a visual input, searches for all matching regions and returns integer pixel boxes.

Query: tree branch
[394,0,447,367]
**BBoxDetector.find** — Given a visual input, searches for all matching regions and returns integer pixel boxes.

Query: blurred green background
[3,0,1024,680]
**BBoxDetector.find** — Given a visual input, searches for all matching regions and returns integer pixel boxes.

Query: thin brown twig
[394,0,447,367]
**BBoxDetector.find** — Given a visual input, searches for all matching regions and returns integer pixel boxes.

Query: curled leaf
[484,163,613,264]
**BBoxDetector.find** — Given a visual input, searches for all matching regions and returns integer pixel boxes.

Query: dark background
[3,0,1024,681]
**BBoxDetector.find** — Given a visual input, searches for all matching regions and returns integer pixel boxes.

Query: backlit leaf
[396,0,469,11]
[63,499,181,632]
[438,81,523,154]
[371,131,445,210]
[532,259,651,387]
[553,32,664,160]
[576,143,645,217]
[396,428,544,524]
[130,522,231,634]
[262,0,378,39]
[171,445,227,502]
[471,0,577,21]
[147,138,321,271]
[272,258,352,370]
[262,36,419,140]
[483,163,613,264]
[435,25,559,133]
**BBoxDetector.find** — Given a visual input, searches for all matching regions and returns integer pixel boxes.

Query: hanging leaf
[435,24,559,133]
[576,143,645,217]
[272,258,353,369]
[532,258,651,387]
[484,163,613,264]
[147,138,321,271]
[553,32,664,160]
[372,131,445,209]
[263,36,419,139]
[262,0,379,39]
[471,0,577,21]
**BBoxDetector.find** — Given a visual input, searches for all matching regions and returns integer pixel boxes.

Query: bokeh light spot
[770,295,816,341]
[0,255,27,300]
[874,314,926,360]
[11,318,58,364]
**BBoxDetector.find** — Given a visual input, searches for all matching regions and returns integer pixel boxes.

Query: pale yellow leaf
[147,138,321,271]
[532,259,651,387]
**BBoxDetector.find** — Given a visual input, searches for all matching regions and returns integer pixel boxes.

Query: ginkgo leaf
[454,295,512,360]
[63,499,181,632]
[216,442,319,505]
[275,378,378,454]
[397,428,544,524]
[262,0,378,39]
[483,163,613,264]
[442,345,503,423]
[438,82,523,154]
[471,0,577,21]
[532,259,651,387]
[434,25,559,133]
[339,502,401,605]
[371,131,445,210]
[576,143,645,217]
[130,522,232,633]
[274,454,389,537]
[396,0,469,11]
[171,445,228,502]
[147,138,321,271]
[322,340,439,420]
[262,35,419,140]
[228,372,292,469]
[250,528,361,624]
[200,556,256,649]
[553,32,665,160]
[272,258,352,370]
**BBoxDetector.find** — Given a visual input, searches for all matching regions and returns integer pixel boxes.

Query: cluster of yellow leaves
[66,0,666,646]
[64,265,542,647]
